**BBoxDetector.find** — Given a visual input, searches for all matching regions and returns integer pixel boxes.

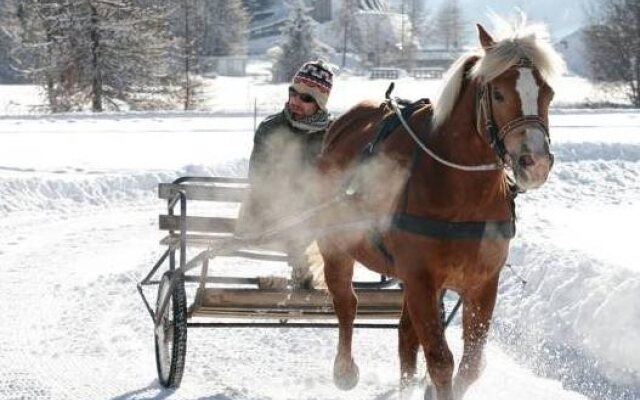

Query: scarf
[284,107,331,133]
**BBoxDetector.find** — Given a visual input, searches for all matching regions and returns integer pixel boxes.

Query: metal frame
[138,176,460,330]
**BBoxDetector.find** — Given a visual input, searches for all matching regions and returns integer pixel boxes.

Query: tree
[432,0,465,50]
[584,0,640,106]
[11,0,174,112]
[336,0,362,68]
[9,0,80,111]
[242,0,274,16]
[396,0,425,67]
[0,0,24,83]
[272,2,322,83]
[194,0,248,57]
[407,0,428,48]
[166,0,249,110]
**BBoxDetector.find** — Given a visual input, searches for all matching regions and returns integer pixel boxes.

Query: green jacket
[248,111,326,180]
[239,111,330,236]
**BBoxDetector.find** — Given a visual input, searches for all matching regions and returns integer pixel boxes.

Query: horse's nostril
[519,154,535,168]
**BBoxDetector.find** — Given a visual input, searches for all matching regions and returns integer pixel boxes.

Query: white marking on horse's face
[515,68,539,115]
[509,68,552,190]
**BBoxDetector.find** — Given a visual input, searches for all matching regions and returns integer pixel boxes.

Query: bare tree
[584,0,640,106]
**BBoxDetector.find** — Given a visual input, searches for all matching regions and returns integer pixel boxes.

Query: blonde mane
[432,16,566,129]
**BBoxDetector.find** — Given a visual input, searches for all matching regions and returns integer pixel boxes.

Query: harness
[477,58,552,166]
[356,83,518,265]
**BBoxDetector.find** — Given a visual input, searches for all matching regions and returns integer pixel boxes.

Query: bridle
[391,59,553,173]
[475,60,552,167]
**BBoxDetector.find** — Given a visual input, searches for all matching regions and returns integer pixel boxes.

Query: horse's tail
[305,240,327,290]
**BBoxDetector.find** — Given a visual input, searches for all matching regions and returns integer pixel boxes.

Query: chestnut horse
[314,22,564,400]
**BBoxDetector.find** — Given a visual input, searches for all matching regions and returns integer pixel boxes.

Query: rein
[389,97,503,172]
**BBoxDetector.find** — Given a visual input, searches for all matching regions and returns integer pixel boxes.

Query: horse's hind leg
[405,279,454,400]
[399,296,420,388]
[318,239,358,390]
[453,275,499,399]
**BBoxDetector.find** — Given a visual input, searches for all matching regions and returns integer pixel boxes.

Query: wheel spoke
[154,271,188,388]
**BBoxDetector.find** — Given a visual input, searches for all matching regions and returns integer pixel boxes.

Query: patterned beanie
[291,60,334,112]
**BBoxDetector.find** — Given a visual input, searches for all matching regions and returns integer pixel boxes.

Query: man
[237,60,335,289]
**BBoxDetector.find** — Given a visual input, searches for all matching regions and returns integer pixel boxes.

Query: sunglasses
[288,87,316,104]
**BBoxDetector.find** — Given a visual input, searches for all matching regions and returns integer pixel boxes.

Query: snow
[1,74,629,117]
[0,75,639,400]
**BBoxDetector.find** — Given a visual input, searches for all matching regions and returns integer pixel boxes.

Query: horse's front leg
[405,279,454,400]
[399,296,420,388]
[453,274,499,399]
[318,239,359,390]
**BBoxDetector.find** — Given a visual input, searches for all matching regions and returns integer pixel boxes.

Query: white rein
[389,98,503,172]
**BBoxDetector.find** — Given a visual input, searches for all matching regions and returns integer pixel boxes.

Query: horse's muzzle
[514,151,553,190]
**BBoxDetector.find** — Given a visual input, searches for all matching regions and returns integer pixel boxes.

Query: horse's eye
[493,90,505,102]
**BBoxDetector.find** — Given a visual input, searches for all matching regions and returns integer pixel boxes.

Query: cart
[137,176,459,388]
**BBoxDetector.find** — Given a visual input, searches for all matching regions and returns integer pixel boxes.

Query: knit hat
[291,60,334,112]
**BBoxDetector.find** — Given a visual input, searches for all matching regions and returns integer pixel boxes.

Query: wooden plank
[160,234,289,261]
[158,183,247,202]
[198,288,403,310]
[160,233,234,246]
[190,308,401,320]
[159,215,237,233]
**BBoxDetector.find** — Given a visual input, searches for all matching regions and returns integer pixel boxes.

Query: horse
[314,21,565,400]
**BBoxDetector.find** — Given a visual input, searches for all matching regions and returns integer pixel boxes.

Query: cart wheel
[154,270,187,388]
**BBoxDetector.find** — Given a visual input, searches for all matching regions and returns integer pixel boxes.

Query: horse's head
[472,23,564,190]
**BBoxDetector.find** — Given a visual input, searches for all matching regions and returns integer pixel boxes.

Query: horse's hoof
[400,375,413,390]
[423,384,435,400]
[333,358,359,390]
[399,379,418,400]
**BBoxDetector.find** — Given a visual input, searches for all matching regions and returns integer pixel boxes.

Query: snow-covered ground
[0,76,639,400]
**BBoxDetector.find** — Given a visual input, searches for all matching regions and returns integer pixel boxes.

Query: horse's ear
[476,24,495,50]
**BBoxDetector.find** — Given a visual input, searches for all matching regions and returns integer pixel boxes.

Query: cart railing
[138,176,401,325]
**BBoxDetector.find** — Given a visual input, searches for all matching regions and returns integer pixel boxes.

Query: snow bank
[492,128,640,398]
[0,164,247,216]
[0,170,169,215]
[498,243,640,396]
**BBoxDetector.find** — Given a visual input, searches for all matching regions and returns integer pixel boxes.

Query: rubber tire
[154,270,188,388]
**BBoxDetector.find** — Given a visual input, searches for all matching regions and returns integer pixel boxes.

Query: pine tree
[432,0,465,50]
[194,0,248,57]
[242,0,274,16]
[336,0,362,68]
[272,2,321,83]
[11,0,173,112]
[407,0,428,47]
[0,0,24,83]
[166,0,249,109]
[10,0,78,111]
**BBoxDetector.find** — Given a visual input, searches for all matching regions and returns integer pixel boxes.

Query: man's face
[288,87,319,120]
